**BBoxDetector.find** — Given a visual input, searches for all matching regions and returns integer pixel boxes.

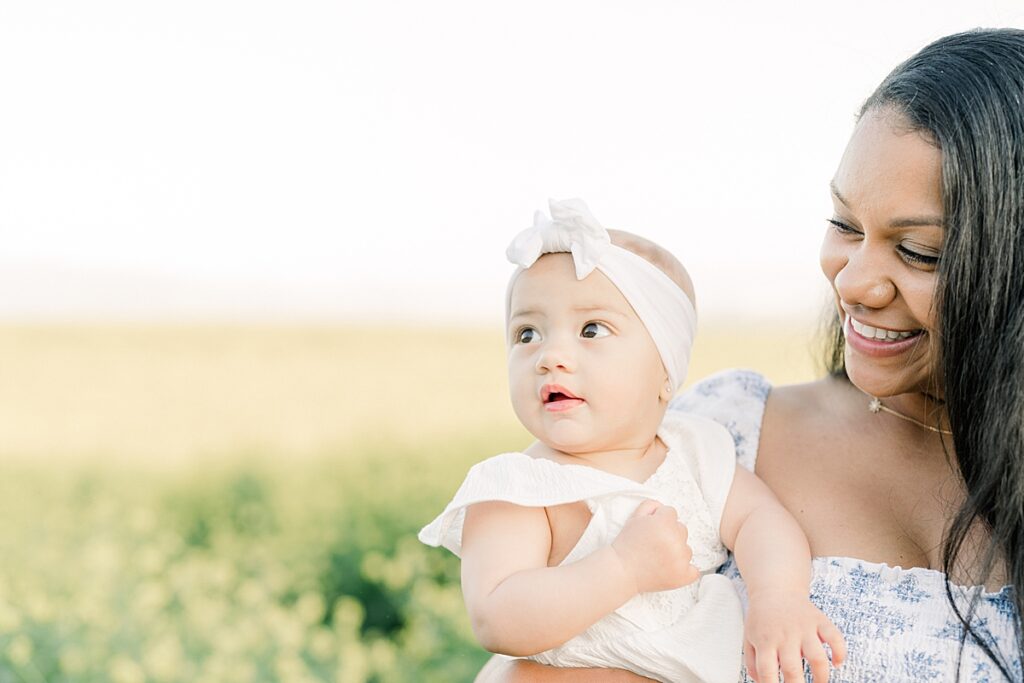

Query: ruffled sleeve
[417,452,658,557]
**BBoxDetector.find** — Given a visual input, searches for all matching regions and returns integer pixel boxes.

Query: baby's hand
[610,499,700,594]
[743,591,846,683]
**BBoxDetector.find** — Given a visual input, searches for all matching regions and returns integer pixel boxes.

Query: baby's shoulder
[463,450,545,481]
[461,450,647,502]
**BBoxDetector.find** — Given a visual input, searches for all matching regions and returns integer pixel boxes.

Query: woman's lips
[844,316,925,357]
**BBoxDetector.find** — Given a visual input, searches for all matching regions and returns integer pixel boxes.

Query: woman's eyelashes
[897,245,940,266]
[827,218,860,235]
[827,218,941,266]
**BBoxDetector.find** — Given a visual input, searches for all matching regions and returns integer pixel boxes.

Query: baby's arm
[461,499,698,657]
[719,468,847,683]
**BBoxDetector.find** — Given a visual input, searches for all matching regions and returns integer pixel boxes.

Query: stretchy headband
[505,198,697,393]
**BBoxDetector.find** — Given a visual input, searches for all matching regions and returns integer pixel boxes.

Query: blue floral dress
[671,369,1022,683]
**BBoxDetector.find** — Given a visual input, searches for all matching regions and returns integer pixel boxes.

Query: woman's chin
[845,361,925,399]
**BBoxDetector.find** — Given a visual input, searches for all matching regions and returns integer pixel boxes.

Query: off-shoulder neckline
[813,555,1014,601]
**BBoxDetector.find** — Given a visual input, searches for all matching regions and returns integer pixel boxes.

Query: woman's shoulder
[759,374,856,445]
[669,369,772,471]
[671,370,848,471]
[675,368,849,426]
[673,368,772,407]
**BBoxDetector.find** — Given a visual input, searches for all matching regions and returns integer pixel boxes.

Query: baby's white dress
[418,412,744,683]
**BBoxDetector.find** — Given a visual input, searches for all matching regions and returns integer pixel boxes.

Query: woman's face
[820,108,945,398]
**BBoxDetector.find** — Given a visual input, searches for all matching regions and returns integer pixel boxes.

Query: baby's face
[506,253,670,456]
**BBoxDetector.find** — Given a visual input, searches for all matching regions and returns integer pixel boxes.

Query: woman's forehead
[833,110,943,221]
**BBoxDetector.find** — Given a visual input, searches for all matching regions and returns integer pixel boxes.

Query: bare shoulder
[764,375,854,424]
[758,375,856,472]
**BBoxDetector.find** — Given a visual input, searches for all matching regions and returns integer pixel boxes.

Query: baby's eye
[580,322,611,339]
[515,327,541,344]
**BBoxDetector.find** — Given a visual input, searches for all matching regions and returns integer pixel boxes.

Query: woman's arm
[461,499,698,656]
[475,656,656,682]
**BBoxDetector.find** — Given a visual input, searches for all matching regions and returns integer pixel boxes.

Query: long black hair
[825,29,1024,677]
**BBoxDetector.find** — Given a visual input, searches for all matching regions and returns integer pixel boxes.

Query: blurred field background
[0,321,820,682]
[7,0,1024,680]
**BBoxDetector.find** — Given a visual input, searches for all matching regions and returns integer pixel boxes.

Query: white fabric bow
[506,198,612,280]
[504,198,698,394]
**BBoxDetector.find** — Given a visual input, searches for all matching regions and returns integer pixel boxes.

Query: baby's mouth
[541,384,584,410]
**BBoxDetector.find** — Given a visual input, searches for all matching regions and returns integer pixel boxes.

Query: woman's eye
[827,218,860,235]
[515,327,541,344]
[897,245,940,266]
[580,322,611,339]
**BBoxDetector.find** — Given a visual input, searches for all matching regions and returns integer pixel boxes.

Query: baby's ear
[659,378,673,403]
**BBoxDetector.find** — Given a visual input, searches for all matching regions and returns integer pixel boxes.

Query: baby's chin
[533,431,639,459]
[528,424,599,454]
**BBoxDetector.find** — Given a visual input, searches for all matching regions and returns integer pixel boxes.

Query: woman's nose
[833,248,897,309]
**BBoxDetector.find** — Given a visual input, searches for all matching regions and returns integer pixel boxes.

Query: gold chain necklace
[864,393,953,436]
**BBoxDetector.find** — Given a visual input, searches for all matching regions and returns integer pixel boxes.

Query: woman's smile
[820,108,944,397]
[848,317,921,341]
[843,315,926,358]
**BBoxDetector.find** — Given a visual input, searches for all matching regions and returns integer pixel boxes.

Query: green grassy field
[0,322,822,682]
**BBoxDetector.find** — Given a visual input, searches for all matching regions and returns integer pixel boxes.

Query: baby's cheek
[506,378,533,420]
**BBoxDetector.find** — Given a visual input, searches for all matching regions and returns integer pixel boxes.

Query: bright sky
[2,1,1022,325]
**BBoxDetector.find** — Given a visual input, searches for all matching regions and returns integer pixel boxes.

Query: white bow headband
[505,198,697,393]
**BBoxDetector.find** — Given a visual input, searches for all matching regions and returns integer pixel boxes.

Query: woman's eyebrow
[830,180,849,207]
[889,216,944,229]
[830,180,943,229]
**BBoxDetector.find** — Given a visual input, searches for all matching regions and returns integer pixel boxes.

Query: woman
[478,28,1024,682]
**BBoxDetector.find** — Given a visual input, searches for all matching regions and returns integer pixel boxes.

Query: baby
[420,199,845,682]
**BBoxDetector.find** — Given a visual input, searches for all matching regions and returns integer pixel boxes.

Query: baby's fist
[611,499,700,594]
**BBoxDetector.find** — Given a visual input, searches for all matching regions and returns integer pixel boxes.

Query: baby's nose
[535,339,575,373]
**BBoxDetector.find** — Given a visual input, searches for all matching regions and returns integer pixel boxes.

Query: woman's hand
[475,656,657,682]
[743,591,846,683]
[610,500,700,594]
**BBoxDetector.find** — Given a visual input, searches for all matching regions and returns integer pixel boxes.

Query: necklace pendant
[868,397,882,413]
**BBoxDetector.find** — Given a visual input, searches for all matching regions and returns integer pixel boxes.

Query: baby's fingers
[802,634,831,682]
[744,641,759,683]
[819,619,847,667]
[778,643,804,683]
[631,499,661,517]
[753,646,779,683]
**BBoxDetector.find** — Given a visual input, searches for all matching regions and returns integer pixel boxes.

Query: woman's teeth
[850,318,919,341]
